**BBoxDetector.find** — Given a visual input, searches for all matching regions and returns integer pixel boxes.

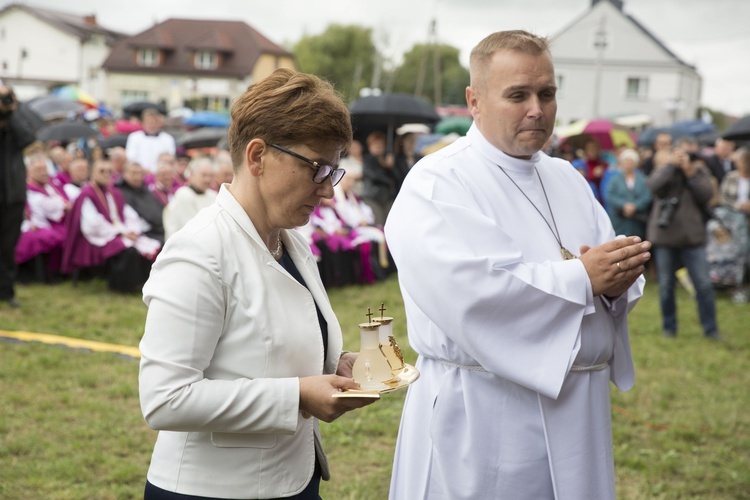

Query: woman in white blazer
[139,69,376,500]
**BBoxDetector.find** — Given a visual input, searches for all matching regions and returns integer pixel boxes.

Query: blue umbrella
[183,111,230,128]
[669,119,716,139]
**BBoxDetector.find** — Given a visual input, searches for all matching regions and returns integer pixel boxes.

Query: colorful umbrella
[52,86,98,109]
[556,118,635,150]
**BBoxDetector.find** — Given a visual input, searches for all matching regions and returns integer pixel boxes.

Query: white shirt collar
[467,123,542,174]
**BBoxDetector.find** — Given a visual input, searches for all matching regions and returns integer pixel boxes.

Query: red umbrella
[556,118,636,150]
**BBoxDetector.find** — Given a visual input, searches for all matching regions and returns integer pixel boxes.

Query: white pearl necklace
[271,238,282,258]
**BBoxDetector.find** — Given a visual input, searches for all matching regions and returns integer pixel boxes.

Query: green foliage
[1,277,748,498]
[293,24,379,102]
[390,43,470,106]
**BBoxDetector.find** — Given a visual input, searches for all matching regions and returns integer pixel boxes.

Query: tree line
[292,24,470,106]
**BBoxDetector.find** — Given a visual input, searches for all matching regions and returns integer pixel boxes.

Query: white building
[551,0,702,128]
[0,3,124,101]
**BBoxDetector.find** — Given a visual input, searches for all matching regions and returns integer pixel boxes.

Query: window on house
[137,48,159,67]
[199,95,230,111]
[121,90,149,107]
[195,51,218,70]
[626,77,648,99]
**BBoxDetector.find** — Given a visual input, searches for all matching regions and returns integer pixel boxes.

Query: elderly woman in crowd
[605,148,652,239]
[138,68,376,500]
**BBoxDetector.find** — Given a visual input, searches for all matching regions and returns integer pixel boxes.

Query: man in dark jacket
[646,147,720,339]
[0,84,38,308]
[704,138,736,185]
[115,161,165,243]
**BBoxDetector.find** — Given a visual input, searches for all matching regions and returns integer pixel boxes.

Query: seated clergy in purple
[15,152,70,274]
[61,158,162,293]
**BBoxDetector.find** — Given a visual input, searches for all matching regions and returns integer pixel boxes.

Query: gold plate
[332,363,420,398]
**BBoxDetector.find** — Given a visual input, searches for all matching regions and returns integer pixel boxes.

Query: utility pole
[431,19,442,106]
[592,16,608,118]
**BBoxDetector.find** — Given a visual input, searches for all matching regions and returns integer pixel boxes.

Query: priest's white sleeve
[80,198,120,247]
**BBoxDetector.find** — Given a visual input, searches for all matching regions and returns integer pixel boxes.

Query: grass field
[0,275,748,499]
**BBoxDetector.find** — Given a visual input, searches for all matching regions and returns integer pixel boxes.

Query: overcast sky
[4,0,749,116]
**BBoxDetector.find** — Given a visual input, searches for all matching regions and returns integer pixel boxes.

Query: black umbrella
[38,121,98,142]
[17,102,46,132]
[99,133,130,149]
[177,127,228,149]
[122,101,168,119]
[26,95,85,121]
[722,115,750,142]
[349,93,440,151]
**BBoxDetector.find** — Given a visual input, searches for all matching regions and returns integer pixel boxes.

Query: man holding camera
[646,147,721,339]
[1,84,38,308]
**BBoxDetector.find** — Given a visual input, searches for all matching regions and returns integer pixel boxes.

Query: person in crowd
[107,146,128,184]
[606,148,652,240]
[138,68,375,499]
[361,130,397,226]
[714,146,750,303]
[0,84,37,308]
[48,145,69,176]
[211,150,234,191]
[572,159,600,199]
[149,158,178,207]
[640,131,672,176]
[393,124,428,193]
[721,146,750,227]
[385,30,650,499]
[573,138,609,205]
[125,107,176,174]
[62,157,89,202]
[174,150,190,185]
[15,152,70,281]
[338,138,363,195]
[309,197,362,286]
[704,137,736,185]
[333,171,389,276]
[116,161,165,243]
[61,158,161,293]
[49,146,73,186]
[646,146,721,339]
[162,155,217,240]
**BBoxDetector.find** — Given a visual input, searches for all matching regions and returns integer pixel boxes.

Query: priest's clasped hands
[579,236,652,298]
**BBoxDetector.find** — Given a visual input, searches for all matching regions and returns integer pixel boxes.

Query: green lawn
[0,276,748,499]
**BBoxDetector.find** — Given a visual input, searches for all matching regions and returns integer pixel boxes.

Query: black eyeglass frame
[268,143,346,186]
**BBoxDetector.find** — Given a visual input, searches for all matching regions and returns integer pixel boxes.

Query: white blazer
[139,185,343,498]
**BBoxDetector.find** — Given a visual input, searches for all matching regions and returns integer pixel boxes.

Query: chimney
[83,14,97,25]
[592,0,624,10]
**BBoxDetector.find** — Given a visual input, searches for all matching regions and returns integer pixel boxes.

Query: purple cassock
[15,182,69,270]
[61,183,128,274]
[51,170,72,191]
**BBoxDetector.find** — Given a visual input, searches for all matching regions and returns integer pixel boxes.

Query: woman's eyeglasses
[269,144,346,186]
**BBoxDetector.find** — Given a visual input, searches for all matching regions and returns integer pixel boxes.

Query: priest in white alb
[385,30,652,500]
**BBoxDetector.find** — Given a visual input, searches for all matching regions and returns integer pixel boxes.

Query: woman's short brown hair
[228,68,352,170]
